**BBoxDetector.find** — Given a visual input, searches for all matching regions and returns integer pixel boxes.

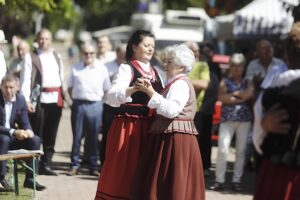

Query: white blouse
[148,75,190,119]
[106,61,154,107]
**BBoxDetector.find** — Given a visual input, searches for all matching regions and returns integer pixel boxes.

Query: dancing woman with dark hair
[94,30,163,200]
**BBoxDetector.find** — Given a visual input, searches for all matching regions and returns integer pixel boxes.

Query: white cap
[0,30,8,44]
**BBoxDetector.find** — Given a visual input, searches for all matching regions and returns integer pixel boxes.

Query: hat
[0,30,8,44]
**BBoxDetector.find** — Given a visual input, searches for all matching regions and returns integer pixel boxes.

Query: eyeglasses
[164,59,174,65]
[83,52,95,56]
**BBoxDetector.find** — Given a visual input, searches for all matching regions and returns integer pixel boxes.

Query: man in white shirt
[0,30,8,83]
[20,28,64,176]
[245,40,285,96]
[68,43,111,176]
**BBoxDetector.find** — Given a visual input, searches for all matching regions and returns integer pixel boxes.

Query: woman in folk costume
[252,22,300,200]
[130,44,205,200]
[94,30,163,200]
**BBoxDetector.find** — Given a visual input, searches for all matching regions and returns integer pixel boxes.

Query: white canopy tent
[215,0,298,40]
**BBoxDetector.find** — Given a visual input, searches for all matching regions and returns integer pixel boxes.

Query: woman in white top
[95,30,163,200]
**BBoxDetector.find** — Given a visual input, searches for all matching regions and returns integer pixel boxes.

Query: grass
[0,163,34,200]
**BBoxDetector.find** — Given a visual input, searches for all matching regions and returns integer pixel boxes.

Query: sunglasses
[83,52,95,56]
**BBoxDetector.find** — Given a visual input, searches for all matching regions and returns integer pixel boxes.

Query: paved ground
[33,108,255,200]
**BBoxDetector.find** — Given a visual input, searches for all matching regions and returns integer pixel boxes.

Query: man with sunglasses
[67,43,111,176]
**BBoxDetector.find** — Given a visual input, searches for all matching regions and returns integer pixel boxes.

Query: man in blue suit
[0,74,45,192]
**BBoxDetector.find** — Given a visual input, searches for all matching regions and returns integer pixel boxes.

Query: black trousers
[30,103,62,167]
[0,135,40,179]
[194,111,213,170]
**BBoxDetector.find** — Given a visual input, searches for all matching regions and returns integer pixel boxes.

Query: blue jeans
[70,100,103,170]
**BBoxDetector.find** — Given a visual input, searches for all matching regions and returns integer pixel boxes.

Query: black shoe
[0,179,14,192]
[232,182,242,192]
[39,166,58,176]
[209,182,224,191]
[89,169,100,177]
[24,179,46,191]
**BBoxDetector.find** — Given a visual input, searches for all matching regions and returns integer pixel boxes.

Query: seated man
[0,74,45,192]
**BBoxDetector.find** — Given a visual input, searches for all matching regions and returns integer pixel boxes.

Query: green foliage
[73,0,140,31]
[0,0,78,40]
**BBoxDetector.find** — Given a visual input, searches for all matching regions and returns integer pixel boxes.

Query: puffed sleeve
[106,63,133,106]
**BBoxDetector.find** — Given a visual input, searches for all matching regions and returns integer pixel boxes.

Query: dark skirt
[95,115,151,200]
[130,133,205,200]
[254,159,300,200]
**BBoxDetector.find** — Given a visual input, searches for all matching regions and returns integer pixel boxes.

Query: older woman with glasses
[67,42,111,176]
[130,44,205,200]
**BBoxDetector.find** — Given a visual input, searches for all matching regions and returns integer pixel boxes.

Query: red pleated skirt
[130,133,205,200]
[95,115,151,200]
[254,159,300,200]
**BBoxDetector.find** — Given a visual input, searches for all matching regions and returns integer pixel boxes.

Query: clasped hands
[14,129,34,140]
[133,77,155,97]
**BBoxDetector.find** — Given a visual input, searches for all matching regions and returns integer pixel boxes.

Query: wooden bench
[0,149,43,197]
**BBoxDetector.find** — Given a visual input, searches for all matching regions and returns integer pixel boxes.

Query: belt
[42,87,63,107]
[117,104,151,116]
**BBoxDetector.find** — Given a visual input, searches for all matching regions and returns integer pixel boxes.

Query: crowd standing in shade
[95,30,163,200]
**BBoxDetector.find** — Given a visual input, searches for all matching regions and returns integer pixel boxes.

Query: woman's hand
[261,103,290,134]
[134,77,155,97]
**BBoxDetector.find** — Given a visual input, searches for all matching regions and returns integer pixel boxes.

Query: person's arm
[245,62,256,81]
[20,54,32,102]
[18,95,33,131]
[106,63,136,105]
[136,78,189,119]
[232,80,254,102]
[0,51,7,82]
[0,126,14,137]
[188,62,210,95]
[218,79,243,105]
